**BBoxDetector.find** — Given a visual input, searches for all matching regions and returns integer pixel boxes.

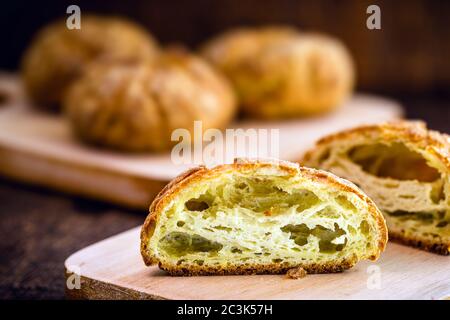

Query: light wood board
[0,73,402,209]
[64,226,450,300]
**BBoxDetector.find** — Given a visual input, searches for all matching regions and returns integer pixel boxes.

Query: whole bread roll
[21,15,159,111]
[201,27,298,74]
[302,121,450,255]
[141,158,387,275]
[63,49,236,152]
[202,27,355,118]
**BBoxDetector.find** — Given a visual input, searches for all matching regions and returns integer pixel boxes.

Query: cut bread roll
[303,121,450,255]
[141,159,387,275]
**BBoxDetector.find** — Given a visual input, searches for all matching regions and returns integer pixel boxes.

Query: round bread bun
[21,15,159,111]
[201,26,298,74]
[202,27,355,119]
[302,121,450,255]
[63,49,237,152]
[141,158,387,275]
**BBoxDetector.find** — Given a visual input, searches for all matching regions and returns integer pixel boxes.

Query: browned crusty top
[303,121,450,172]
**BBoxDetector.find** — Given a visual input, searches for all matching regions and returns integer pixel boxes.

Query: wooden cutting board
[0,73,402,209]
[64,226,450,300]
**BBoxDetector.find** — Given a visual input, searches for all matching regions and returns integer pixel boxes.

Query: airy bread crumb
[141,159,387,275]
[302,121,450,255]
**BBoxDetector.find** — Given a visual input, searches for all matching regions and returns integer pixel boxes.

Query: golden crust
[158,258,356,276]
[140,158,387,274]
[302,120,450,255]
[303,120,450,172]
[21,15,159,110]
[389,231,449,255]
[64,48,236,152]
[285,266,307,279]
[201,27,355,119]
[201,26,298,72]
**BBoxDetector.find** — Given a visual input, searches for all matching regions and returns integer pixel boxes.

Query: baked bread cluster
[21,15,159,111]
[141,159,387,275]
[64,49,236,152]
[202,27,355,118]
[303,121,450,255]
[22,20,357,152]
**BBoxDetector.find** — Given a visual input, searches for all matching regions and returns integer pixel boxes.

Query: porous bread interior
[308,141,450,244]
[147,168,381,269]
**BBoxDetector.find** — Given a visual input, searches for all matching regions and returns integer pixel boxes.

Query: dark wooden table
[0,96,449,299]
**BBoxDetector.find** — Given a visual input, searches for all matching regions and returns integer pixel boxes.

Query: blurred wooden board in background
[0,74,402,209]
[64,226,450,300]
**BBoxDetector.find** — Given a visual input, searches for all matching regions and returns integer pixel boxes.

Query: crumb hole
[176,221,185,227]
[185,199,209,211]
[348,143,440,182]
[231,247,242,254]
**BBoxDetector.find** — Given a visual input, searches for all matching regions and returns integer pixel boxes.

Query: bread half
[141,159,387,275]
[303,121,450,255]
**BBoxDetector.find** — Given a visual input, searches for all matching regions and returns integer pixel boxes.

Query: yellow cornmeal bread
[303,121,450,255]
[141,159,387,275]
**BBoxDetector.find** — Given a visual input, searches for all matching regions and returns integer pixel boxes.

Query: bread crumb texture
[141,159,387,275]
[286,267,307,279]
[303,121,450,255]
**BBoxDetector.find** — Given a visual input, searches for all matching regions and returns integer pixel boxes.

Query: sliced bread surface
[141,158,387,275]
[303,121,450,255]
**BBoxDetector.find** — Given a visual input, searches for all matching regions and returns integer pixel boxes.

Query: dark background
[2,0,450,97]
[0,0,449,299]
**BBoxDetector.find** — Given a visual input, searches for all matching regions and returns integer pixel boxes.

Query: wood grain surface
[64,226,450,300]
